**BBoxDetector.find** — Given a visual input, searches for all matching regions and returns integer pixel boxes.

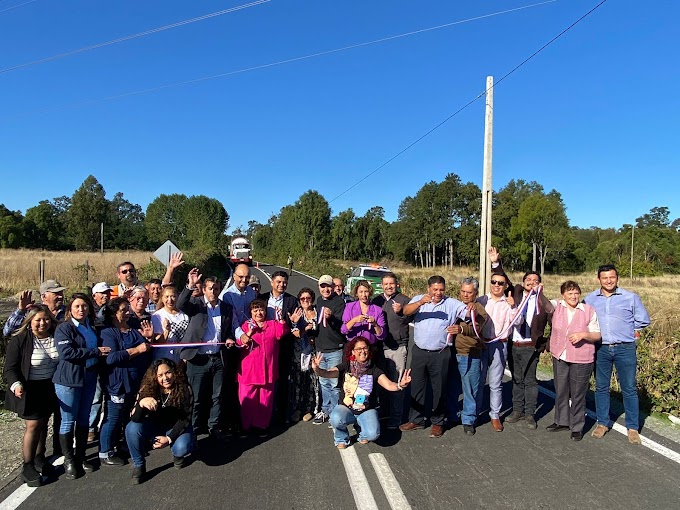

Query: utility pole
[630,224,635,280]
[100,223,104,255]
[479,76,494,296]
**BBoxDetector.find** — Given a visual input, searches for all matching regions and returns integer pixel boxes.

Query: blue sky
[1,0,678,234]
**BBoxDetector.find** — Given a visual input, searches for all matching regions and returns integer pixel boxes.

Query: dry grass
[0,249,154,295]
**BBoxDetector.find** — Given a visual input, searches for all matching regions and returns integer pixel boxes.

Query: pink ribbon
[319,307,328,327]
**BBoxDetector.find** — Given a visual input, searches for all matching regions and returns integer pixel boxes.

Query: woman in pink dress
[237,299,289,436]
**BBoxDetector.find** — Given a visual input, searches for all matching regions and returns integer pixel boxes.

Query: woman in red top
[237,299,289,436]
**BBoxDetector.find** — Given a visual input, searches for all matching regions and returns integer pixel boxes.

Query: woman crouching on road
[125,358,194,484]
[4,305,59,486]
[311,337,411,448]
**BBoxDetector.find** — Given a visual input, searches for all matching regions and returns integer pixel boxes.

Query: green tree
[23,200,65,249]
[183,196,229,252]
[0,205,24,248]
[107,192,146,249]
[67,175,108,250]
[145,194,189,247]
[330,209,356,260]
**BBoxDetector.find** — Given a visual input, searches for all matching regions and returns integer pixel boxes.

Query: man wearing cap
[312,274,346,425]
[248,275,261,294]
[110,261,138,298]
[3,280,67,337]
[91,282,112,325]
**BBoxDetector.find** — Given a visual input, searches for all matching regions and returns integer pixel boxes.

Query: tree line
[1,174,678,275]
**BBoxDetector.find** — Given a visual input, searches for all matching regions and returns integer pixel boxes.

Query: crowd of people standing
[3,248,651,487]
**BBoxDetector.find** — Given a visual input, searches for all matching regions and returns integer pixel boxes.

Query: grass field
[0,249,154,296]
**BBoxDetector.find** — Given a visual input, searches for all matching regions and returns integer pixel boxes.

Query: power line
[328,0,609,205]
[0,0,39,14]
[4,0,558,120]
[0,0,270,75]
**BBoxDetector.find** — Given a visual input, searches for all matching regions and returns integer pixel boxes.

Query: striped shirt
[28,336,59,380]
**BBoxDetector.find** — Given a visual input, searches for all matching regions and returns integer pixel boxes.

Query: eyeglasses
[120,268,136,274]
[234,274,249,280]
[490,280,505,286]
[353,347,369,353]
[299,297,312,301]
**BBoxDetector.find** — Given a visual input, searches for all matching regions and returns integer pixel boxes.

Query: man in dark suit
[178,267,234,439]
[258,270,302,424]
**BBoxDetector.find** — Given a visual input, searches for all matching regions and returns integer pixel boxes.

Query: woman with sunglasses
[4,305,59,486]
[53,293,111,479]
[311,337,411,448]
[290,287,320,422]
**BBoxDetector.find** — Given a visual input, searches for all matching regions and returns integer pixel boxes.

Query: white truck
[230,237,253,266]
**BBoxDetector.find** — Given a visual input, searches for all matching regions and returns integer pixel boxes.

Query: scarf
[349,359,371,379]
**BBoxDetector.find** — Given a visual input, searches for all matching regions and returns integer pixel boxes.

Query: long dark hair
[137,358,191,409]
[65,293,97,323]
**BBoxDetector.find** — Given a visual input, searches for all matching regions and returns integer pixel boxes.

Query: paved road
[2,263,679,510]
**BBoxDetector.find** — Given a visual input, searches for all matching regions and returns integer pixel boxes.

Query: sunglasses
[299,297,312,301]
[120,269,136,274]
[490,279,505,286]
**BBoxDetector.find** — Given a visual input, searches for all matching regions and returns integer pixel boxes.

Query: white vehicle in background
[230,237,253,266]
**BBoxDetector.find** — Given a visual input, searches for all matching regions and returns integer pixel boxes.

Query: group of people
[3,248,651,488]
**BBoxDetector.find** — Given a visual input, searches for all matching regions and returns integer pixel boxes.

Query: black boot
[131,464,146,485]
[59,433,81,480]
[34,453,55,478]
[75,427,94,473]
[22,462,42,487]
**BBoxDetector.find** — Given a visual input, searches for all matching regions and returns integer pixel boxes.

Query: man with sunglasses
[111,261,138,298]
[475,264,515,432]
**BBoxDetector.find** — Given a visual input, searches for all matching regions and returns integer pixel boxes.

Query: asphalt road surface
[1,263,679,510]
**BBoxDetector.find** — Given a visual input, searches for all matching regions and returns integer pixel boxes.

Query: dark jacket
[100,326,152,396]
[372,293,412,349]
[4,329,48,415]
[52,320,100,388]
[454,302,488,358]
[493,260,553,351]
[257,291,299,328]
[176,286,233,362]
[314,294,346,353]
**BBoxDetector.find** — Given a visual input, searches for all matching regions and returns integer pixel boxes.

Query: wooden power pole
[479,76,494,296]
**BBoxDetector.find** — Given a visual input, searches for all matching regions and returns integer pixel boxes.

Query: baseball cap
[92,282,113,294]
[249,275,261,285]
[39,280,66,294]
[318,275,334,286]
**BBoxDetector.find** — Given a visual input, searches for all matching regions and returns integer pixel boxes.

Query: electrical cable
[0,0,38,14]
[328,0,609,204]
[0,0,270,75]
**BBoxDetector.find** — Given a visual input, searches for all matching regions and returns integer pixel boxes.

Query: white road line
[339,446,379,510]
[368,454,412,510]
[0,457,62,510]
[503,368,680,465]
[253,266,272,284]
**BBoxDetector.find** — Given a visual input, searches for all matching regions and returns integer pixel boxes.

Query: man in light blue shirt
[585,264,650,444]
[398,276,468,438]
[220,264,257,336]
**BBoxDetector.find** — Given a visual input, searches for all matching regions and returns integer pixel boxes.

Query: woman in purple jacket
[341,280,386,345]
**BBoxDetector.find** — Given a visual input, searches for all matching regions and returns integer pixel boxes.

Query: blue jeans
[125,420,194,468]
[55,370,98,434]
[456,355,482,426]
[99,395,133,457]
[330,406,379,446]
[89,377,103,433]
[595,342,639,430]
[319,350,342,416]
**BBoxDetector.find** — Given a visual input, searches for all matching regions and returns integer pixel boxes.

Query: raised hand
[289,307,303,324]
[507,294,515,307]
[420,294,433,305]
[18,290,34,312]
[187,267,202,288]
[169,251,184,270]
[391,301,403,313]
[311,352,323,372]
[139,320,154,339]
[488,246,500,264]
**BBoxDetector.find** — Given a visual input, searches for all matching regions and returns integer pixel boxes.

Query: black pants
[508,343,540,416]
[552,357,593,433]
[408,345,451,427]
[187,354,223,431]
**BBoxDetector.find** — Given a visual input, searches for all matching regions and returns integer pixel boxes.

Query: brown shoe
[591,425,609,439]
[491,418,504,432]
[87,431,96,443]
[429,424,444,438]
[628,429,641,445]
[399,422,425,432]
